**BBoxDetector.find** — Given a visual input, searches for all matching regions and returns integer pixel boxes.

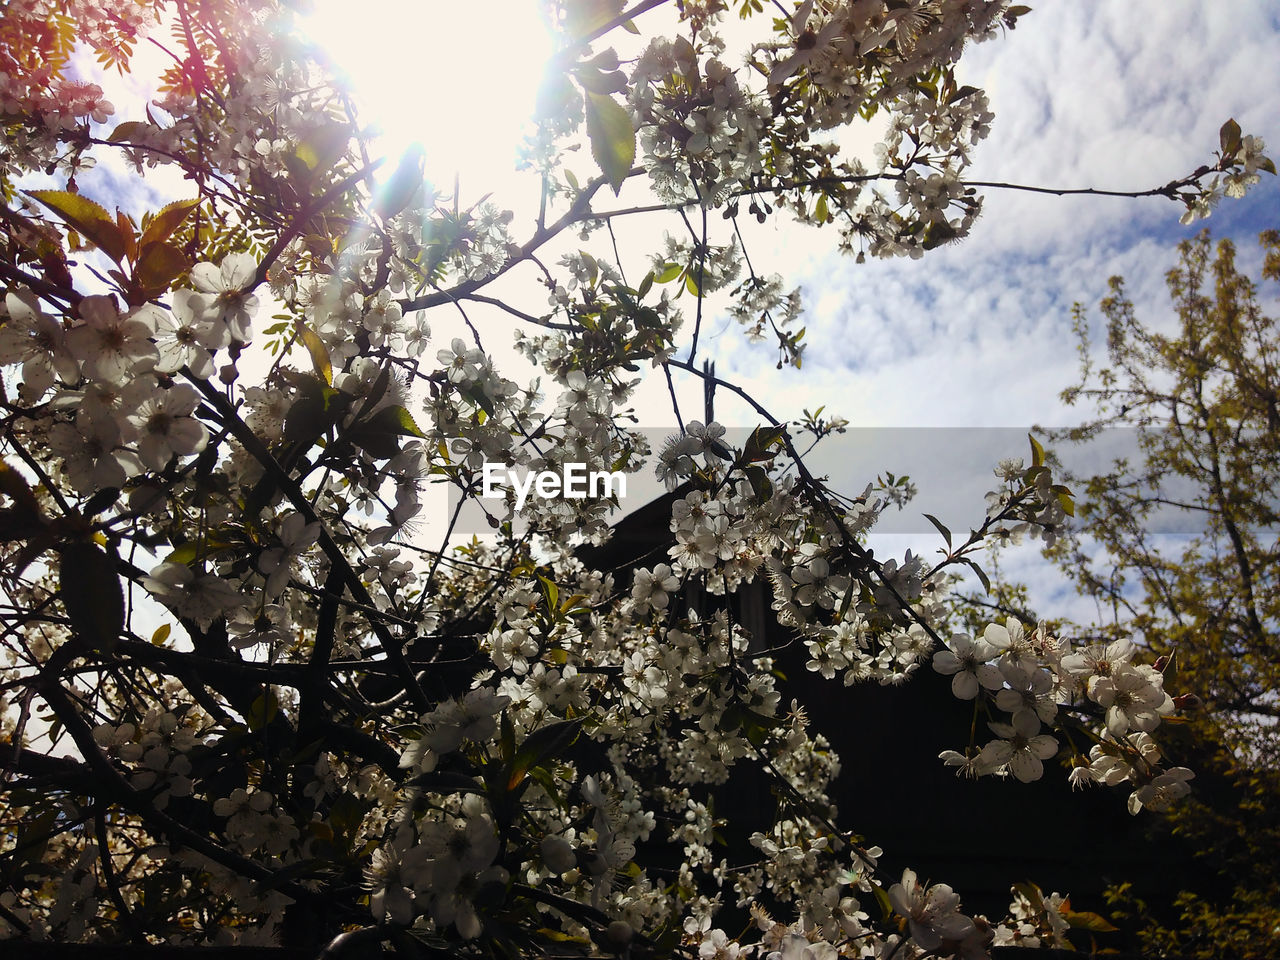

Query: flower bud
[605,920,634,946]
[540,834,577,874]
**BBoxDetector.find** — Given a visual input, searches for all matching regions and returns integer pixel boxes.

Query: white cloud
[689,2,1280,621]
[699,2,1279,430]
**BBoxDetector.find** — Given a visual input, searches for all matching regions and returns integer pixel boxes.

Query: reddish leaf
[140,199,200,249]
[135,240,190,294]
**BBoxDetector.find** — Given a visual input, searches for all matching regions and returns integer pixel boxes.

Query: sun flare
[300,0,554,192]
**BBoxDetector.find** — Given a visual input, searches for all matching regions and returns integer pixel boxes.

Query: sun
[299,0,555,194]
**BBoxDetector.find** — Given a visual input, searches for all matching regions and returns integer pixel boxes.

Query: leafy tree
[985,229,1280,957]
[0,1,1271,957]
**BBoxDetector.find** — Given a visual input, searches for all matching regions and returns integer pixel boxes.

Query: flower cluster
[933,623,1188,811]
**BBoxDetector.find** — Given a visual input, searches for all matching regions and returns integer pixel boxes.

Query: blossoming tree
[961,228,1280,957]
[0,0,1271,956]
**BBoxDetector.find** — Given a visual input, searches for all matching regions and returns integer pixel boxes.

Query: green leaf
[246,690,279,732]
[674,36,696,66]
[1022,464,1049,486]
[1066,910,1118,933]
[140,199,199,249]
[59,541,124,653]
[923,513,952,549]
[1012,881,1045,912]
[527,765,565,809]
[295,122,350,175]
[355,365,393,421]
[135,240,190,293]
[745,464,773,502]
[348,425,401,460]
[351,400,425,458]
[584,92,635,195]
[962,557,992,595]
[586,48,620,70]
[654,262,683,283]
[580,250,599,285]
[1219,117,1242,155]
[835,582,855,623]
[82,486,121,517]
[326,792,374,842]
[870,881,893,921]
[164,536,233,566]
[0,458,43,517]
[466,384,497,418]
[499,709,515,763]
[575,67,628,95]
[407,770,486,794]
[536,928,591,946]
[684,270,701,297]
[296,321,332,385]
[107,120,152,143]
[284,393,332,444]
[378,404,427,438]
[116,209,136,262]
[151,623,171,646]
[1028,432,1045,468]
[165,542,201,566]
[538,575,559,611]
[508,719,582,791]
[559,593,589,615]
[743,424,786,462]
[1056,488,1075,517]
[13,808,59,869]
[27,190,127,263]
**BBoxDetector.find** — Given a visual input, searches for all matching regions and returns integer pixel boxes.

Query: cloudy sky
[714,1,1280,427]
[684,1,1280,621]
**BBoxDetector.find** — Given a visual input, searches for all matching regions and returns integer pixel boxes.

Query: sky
[691,1,1280,623]
[713,1,1280,429]
[60,0,1280,626]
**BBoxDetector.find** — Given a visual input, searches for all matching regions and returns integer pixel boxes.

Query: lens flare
[299,0,554,192]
